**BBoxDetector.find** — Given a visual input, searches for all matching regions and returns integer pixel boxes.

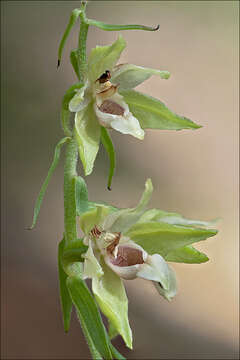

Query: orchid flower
[75,179,217,349]
[67,36,200,177]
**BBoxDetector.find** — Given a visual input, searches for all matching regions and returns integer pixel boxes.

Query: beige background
[1,1,239,359]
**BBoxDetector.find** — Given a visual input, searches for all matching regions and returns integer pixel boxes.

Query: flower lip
[99,100,125,116]
[110,245,145,267]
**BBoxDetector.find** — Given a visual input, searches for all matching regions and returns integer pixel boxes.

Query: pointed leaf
[92,262,132,349]
[100,127,116,190]
[165,245,209,263]
[74,176,89,216]
[111,64,170,90]
[57,9,82,67]
[74,102,101,176]
[126,222,217,257]
[28,137,70,229]
[87,18,159,32]
[109,344,126,360]
[58,239,72,332]
[88,35,126,83]
[67,276,112,359]
[120,89,201,130]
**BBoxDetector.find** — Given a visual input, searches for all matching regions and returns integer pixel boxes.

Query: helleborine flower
[68,35,200,176]
[79,179,217,349]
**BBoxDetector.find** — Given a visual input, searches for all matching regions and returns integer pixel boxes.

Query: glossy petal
[80,204,116,235]
[88,35,126,83]
[165,245,209,264]
[92,261,133,349]
[102,178,153,233]
[69,83,88,112]
[95,93,144,140]
[137,254,171,290]
[74,102,101,176]
[111,63,170,90]
[153,265,177,301]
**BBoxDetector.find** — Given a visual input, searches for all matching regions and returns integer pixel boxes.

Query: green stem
[78,8,89,82]
[64,3,89,247]
[64,138,78,247]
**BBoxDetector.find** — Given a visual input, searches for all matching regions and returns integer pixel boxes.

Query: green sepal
[28,137,70,229]
[74,176,89,216]
[70,49,80,79]
[74,101,101,176]
[138,208,217,228]
[120,89,201,130]
[111,64,170,90]
[87,18,159,32]
[58,239,73,332]
[67,276,112,360]
[80,204,116,234]
[100,127,116,190]
[126,222,217,258]
[61,83,84,136]
[57,8,82,67]
[92,262,133,349]
[88,35,126,83]
[165,245,209,264]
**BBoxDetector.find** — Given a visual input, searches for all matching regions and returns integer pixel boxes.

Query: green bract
[76,179,217,348]
[67,36,200,177]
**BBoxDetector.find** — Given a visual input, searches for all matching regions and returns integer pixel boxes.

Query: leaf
[103,178,153,233]
[120,89,201,130]
[92,262,132,349]
[100,127,116,190]
[126,222,217,257]
[87,35,126,83]
[74,176,89,216]
[70,49,80,79]
[111,64,170,90]
[165,245,209,264]
[28,137,70,229]
[109,344,126,360]
[58,239,72,332]
[57,8,82,67]
[67,276,112,359]
[87,18,159,32]
[74,101,101,176]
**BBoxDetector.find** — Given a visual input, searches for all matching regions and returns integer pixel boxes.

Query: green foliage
[87,18,159,32]
[29,137,70,229]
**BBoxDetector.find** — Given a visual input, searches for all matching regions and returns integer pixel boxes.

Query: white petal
[136,254,170,290]
[153,265,177,301]
[94,93,144,140]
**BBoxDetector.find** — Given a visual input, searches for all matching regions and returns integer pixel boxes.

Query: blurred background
[1,1,239,359]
